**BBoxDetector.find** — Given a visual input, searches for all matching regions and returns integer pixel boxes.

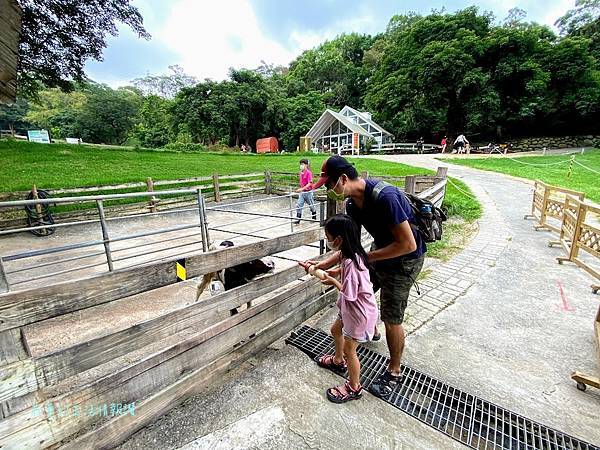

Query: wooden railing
[524,180,585,234]
[269,167,448,207]
[0,227,334,449]
[549,196,600,294]
[0,173,268,230]
[0,166,451,448]
[368,142,442,154]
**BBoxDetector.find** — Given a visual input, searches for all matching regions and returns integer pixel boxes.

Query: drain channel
[286,325,599,450]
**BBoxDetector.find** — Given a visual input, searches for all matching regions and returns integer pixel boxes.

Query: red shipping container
[256,137,279,153]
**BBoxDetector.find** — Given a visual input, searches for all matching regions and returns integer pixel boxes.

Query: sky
[85,0,575,88]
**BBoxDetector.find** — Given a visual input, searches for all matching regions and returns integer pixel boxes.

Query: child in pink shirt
[306,214,378,403]
[295,158,317,224]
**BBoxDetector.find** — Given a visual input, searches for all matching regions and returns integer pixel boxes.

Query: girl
[295,158,317,224]
[306,214,378,403]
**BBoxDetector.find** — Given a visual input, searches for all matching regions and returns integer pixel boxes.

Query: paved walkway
[118,155,600,449]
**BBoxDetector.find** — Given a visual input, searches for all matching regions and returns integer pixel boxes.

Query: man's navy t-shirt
[346,179,426,264]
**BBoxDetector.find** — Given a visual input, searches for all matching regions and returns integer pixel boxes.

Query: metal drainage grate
[286,325,600,450]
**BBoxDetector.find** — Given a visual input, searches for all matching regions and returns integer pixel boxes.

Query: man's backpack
[371,181,447,243]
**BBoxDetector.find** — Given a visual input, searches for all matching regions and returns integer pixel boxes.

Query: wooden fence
[0,173,268,230]
[0,169,450,448]
[524,180,586,234]
[269,167,448,207]
[549,196,600,294]
[0,228,335,449]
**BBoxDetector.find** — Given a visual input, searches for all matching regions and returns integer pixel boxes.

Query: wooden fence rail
[0,173,267,230]
[524,180,585,233]
[549,196,600,293]
[0,168,450,448]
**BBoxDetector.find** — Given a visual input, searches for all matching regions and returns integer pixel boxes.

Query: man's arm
[367,221,416,263]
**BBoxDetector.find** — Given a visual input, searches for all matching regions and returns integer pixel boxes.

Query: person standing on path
[440,136,447,153]
[453,134,469,154]
[295,158,317,224]
[416,137,424,154]
[304,155,426,399]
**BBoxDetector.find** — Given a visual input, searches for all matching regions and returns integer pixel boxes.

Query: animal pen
[0,169,448,449]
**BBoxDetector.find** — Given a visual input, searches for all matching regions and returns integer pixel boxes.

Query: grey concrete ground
[115,153,600,449]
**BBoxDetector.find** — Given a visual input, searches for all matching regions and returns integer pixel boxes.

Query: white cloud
[155,0,297,80]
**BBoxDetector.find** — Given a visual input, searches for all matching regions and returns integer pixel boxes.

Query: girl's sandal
[317,354,347,373]
[326,381,363,403]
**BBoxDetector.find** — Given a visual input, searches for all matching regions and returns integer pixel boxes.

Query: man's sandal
[326,381,363,403]
[368,370,403,398]
[317,354,347,373]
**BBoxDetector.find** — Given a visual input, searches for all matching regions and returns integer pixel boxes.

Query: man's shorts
[369,255,424,325]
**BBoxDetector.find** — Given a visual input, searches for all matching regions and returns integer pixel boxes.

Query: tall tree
[75,83,141,144]
[17,0,149,97]
[287,33,374,109]
[132,65,198,99]
[364,8,496,137]
[556,0,600,62]
[133,95,172,148]
[0,98,30,135]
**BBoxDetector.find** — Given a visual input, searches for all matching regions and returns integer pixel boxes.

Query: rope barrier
[446,178,477,200]
[573,159,600,176]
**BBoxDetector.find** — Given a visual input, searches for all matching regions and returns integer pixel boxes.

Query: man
[416,137,424,154]
[453,134,469,154]
[305,155,425,398]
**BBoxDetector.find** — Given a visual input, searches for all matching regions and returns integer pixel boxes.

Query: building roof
[339,105,393,137]
[305,106,392,140]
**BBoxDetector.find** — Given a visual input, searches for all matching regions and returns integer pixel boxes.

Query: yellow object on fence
[524,180,585,234]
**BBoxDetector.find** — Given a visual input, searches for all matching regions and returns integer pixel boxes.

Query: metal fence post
[96,200,114,271]
[319,201,326,255]
[0,257,9,293]
[196,189,209,252]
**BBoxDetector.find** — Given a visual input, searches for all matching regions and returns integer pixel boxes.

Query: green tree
[132,65,197,99]
[25,87,86,138]
[364,8,497,137]
[76,84,142,144]
[0,98,30,135]
[18,0,149,97]
[556,0,600,62]
[287,33,374,109]
[279,91,326,150]
[133,95,172,148]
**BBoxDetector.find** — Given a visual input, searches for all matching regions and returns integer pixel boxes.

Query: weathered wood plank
[62,288,336,450]
[0,328,28,364]
[417,178,447,200]
[0,278,328,448]
[0,359,37,402]
[0,228,322,331]
[34,264,309,389]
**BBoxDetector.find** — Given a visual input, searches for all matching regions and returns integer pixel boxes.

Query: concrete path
[118,154,600,449]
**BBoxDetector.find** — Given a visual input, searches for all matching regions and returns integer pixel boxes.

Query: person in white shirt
[453,134,469,154]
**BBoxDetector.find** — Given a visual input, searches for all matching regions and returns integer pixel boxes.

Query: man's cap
[312,155,355,189]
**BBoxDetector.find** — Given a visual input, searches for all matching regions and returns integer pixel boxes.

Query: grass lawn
[0,140,481,258]
[439,150,600,203]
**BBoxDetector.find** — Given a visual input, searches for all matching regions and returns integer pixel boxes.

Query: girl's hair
[300,158,309,166]
[324,214,369,269]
